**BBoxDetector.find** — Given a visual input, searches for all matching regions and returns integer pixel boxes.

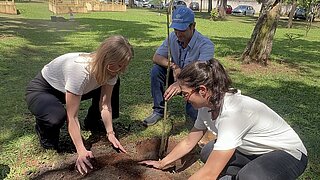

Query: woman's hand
[139,160,163,169]
[164,82,181,101]
[76,150,94,175]
[107,133,127,153]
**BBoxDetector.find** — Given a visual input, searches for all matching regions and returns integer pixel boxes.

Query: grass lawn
[0,2,319,179]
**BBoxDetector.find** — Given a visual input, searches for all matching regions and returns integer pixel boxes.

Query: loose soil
[30,137,202,180]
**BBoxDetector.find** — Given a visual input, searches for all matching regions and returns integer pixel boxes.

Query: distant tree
[217,0,227,18]
[287,0,297,28]
[287,0,319,28]
[241,0,281,65]
[129,0,135,7]
[208,0,213,12]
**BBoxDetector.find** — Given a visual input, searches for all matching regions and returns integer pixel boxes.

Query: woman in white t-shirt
[140,59,308,179]
[26,35,133,175]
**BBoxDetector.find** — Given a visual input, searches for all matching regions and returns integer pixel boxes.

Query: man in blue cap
[143,6,215,126]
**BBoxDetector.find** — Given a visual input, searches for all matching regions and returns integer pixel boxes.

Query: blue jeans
[151,64,198,120]
[200,141,308,180]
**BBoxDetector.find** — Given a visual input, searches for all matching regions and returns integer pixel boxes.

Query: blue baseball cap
[170,7,195,31]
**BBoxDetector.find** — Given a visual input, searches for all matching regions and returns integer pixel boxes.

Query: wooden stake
[159,1,173,159]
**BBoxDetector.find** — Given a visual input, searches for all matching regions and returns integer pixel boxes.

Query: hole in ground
[30,138,202,180]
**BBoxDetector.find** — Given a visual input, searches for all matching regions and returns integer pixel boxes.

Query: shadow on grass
[210,35,320,73]
[0,164,10,180]
[0,16,161,48]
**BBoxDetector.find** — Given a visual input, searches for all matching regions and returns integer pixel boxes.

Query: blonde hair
[89,35,133,85]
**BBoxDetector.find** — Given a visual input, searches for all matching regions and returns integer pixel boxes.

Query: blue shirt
[156,30,214,68]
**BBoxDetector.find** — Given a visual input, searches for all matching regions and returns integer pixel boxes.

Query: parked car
[148,0,165,9]
[292,7,315,21]
[293,8,307,19]
[165,0,187,9]
[232,5,255,16]
[189,2,199,11]
[134,0,149,7]
[133,0,139,6]
[225,5,232,14]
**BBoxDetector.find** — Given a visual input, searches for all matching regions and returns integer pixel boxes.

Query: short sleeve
[198,40,214,61]
[106,75,118,86]
[65,67,89,95]
[214,110,254,150]
[194,107,211,130]
[156,38,169,58]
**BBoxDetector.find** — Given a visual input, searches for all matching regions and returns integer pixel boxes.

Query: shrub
[210,8,219,20]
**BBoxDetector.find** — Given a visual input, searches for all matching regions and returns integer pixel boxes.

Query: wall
[0,1,18,14]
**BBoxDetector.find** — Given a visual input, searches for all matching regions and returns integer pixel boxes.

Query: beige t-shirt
[194,91,307,160]
[42,52,117,95]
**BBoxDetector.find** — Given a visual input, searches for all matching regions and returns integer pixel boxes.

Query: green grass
[0,2,320,179]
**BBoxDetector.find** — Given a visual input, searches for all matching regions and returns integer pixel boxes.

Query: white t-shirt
[41,53,118,95]
[194,90,307,160]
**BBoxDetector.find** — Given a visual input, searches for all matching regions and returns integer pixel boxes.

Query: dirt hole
[30,138,201,180]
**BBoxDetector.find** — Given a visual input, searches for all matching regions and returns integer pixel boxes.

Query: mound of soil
[31,137,202,180]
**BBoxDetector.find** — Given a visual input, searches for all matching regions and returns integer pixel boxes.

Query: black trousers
[200,140,308,180]
[25,72,120,143]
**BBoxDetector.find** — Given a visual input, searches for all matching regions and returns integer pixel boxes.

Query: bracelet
[106,131,115,136]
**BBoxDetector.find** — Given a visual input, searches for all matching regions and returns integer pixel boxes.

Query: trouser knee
[36,111,66,130]
[151,64,166,82]
[236,171,260,180]
[200,140,215,163]
[84,78,120,120]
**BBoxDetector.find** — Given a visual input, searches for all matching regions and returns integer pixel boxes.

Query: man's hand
[164,82,181,101]
[170,63,181,81]
[107,133,127,153]
[76,150,94,175]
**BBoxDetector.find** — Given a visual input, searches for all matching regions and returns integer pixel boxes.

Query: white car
[135,0,149,7]
[147,1,165,9]
[232,5,255,16]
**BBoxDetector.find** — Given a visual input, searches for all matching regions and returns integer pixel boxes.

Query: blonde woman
[26,35,134,174]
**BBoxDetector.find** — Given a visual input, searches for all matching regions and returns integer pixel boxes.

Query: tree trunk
[216,0,227,19]
[216,0,220,9]
[241,0,281,66]
[287,0,297,28]
[129,0,134,8]
[218,0,227,18]
[208,0,213,13]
